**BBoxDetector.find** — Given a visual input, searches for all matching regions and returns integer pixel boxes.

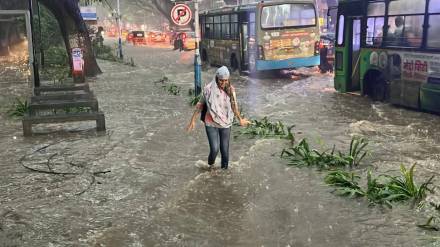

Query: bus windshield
[261,3,316,29]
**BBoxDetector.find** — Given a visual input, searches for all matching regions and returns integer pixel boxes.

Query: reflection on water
[0,39,30,83]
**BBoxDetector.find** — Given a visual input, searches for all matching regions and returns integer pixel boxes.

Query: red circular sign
[170,4,192,26]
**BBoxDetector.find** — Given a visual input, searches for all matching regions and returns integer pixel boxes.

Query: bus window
[221,15,230,39]
[428,16,440,48]
[206,16,213,39]
[249,12,256,38]
[214,16,221,39]
[261,3,316,28]
[386,16,423,47]
[337,15,344,45]
[367,2,385,16]
[429,0,440,12]
[428,0,440,48]
[389,0,425,15]
[231,14,239,40]
[366,17,384,46]
[366,2,385,46]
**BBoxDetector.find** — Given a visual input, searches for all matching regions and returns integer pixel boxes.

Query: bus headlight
[314,41,320,56]
[258,45,265,60]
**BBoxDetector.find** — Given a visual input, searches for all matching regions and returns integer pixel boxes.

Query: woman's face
[217,78,229,90]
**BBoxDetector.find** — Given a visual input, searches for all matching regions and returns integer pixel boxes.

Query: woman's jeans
[205,126,231,169]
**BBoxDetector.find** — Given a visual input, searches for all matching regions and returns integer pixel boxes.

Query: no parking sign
[171,4,192,26]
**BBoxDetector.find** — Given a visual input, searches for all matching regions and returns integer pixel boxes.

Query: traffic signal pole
[116,0,123,59]
[194,0,202,96]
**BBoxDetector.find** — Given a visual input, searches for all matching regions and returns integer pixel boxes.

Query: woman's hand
[186,120,196,132]
[239,118,251,127]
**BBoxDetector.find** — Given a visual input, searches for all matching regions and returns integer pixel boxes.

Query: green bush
[43,46,69,67]
[325,164,434,208]
[237,117,295,140]
[7,98,29,117]
[281,137,368,169]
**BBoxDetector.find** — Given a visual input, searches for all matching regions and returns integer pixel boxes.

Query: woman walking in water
[186,66,250,169]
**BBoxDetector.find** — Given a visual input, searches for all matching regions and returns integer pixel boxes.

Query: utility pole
[194,0,202,95]
[116,0,123,59]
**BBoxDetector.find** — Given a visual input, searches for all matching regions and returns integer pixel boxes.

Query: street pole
[194,0,202,96]
[116,0,123,59]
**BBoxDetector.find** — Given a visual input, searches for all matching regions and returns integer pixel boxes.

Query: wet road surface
[0,41,439,246]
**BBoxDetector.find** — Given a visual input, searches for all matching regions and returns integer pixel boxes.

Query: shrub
[7,98,29,117]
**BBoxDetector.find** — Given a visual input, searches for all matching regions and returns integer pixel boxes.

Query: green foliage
[39,5,64,50]
[43,46,69,67]
[384,164,435,204]
[7,98,29,117]
[93,43,119,61]
[348,137,369,167]
[325,164,434,208]
[41,64,70,83]
[189,94,201,106]
[325,170,364,197]
[237,117,295,140]
[281,137,368,169]
[162,84,181,96]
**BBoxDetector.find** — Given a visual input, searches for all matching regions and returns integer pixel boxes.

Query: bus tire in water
[365,70,388,102]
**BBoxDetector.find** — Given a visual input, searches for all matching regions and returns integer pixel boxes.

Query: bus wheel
[230,55,239,72]
[367,72,388,102]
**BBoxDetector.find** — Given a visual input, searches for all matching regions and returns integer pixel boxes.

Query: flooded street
[1,41,439,246]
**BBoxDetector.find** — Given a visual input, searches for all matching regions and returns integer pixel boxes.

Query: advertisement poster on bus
[371,51,440,83]
[262,29,317,60]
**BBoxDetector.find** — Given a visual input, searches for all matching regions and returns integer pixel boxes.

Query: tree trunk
[38,0,101,77]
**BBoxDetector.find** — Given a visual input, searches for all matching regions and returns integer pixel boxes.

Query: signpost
[116,0,123,59]
[170,4,192,26]
[71,48,85,82]
[171,2,201,96]
[193,0,201,96]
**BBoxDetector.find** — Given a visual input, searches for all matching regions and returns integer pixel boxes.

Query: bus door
[241,12,257,73]
[349,17,362,91]
[334,1,363,93]
[240,22,249,70]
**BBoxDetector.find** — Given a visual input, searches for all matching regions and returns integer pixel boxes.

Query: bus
[199,1,320,73]
[334,0,440,114]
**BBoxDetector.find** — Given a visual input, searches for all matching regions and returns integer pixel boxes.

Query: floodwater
[0,40,439,246]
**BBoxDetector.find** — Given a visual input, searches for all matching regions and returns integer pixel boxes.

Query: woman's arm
[186,107,201,132]
[230,88,251,127]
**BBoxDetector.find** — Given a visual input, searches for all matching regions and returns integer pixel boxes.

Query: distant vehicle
[106,27,117,38]
[131,31,147,46]
[171,31,196,51]
[319,32,335,73]
[182,31,196,50]
[126,31,134,43]
[147,31,166,42]
[199,1,320,73]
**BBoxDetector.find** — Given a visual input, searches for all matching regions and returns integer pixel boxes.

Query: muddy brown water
[0,42,439,246]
